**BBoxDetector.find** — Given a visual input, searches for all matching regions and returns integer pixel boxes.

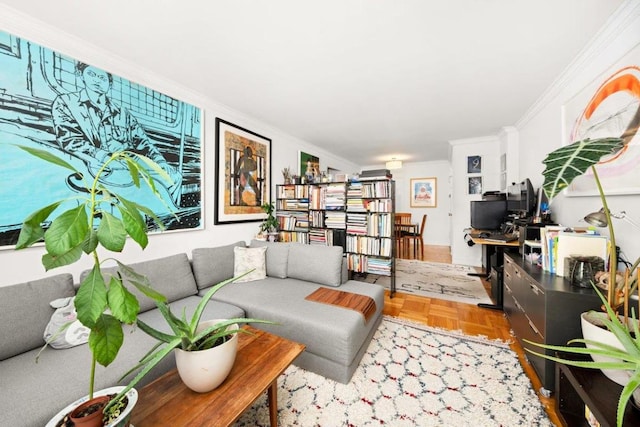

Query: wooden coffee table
[130,326,305,426]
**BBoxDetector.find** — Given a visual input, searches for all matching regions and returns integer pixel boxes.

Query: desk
[469,232,519,310]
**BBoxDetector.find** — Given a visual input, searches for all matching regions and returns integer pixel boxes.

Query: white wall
[449,135,502,266]
[361,161,452,246]
[0,9,359,286]
[516,1,640,266]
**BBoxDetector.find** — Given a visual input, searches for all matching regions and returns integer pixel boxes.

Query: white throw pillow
[233,246,267,283]
[44,296,90,349]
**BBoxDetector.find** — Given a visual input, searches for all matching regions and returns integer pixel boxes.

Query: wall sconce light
[385,158,403,170]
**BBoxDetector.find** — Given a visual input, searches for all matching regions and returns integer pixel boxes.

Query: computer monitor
[507,178,536,218]
[470,200,507,230]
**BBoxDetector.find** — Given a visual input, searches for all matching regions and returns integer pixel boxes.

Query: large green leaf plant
[533,136,640,427]
[15,146,171,404]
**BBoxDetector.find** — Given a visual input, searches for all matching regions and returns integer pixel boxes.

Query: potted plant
[116,274,275,393]
[15,146,172,426]
[529,136,640,427]
[258,202,279,242]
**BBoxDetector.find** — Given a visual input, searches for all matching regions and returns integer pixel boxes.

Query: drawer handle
[529,284,542,296]
[505,284,512,295]
[528,318,542,337]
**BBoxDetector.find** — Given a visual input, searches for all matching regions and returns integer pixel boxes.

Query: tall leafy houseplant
[528,136,640,427]
[15,146,171,414]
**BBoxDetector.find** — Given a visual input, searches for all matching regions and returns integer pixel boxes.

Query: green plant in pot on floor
[525,136,640,427]
[117,274,275,394]
[258,202,279,241]
[15,146,173,426]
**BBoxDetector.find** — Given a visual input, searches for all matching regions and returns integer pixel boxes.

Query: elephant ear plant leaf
[15,145,174,408]
[541,137,624,200]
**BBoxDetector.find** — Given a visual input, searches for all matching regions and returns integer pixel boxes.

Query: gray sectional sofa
[0,240,384,426]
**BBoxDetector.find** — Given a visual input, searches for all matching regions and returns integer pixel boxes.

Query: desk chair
[402,214,427,260]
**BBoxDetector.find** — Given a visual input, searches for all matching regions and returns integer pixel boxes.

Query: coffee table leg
[268,379,278,426]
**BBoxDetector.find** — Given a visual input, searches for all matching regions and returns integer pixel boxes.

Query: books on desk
[540,226,609,276]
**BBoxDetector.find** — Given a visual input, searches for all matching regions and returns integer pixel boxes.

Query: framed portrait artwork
[467,155,482,174]
[410,177,437,208]
[468,176,482,195]
[0,30,203,249]
[214,118,271,224]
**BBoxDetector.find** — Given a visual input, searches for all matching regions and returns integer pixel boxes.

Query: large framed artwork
[562,43,640,196]
[410,177,437,208]
[214,118,271,224]
[0,30,203,249]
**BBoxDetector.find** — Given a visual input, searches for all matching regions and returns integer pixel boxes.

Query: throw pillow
[44,297,90,349]
[233,246,267,283]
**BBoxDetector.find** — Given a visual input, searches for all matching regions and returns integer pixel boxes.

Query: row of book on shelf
[538,226,609,276]
[346,254,392,274]
[345,235,392,257]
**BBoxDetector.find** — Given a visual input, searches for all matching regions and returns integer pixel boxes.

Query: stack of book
[358,169,392,181]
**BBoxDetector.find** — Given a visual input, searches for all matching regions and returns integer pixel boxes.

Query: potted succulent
[15,146,172,426]
[528,135,640,427]
[116,274,275,393]
[258,202,279,242]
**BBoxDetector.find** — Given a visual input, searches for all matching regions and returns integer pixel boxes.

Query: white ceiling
[0,0,625,164]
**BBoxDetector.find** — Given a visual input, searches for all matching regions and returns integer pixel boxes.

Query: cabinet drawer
[523,276,545,338]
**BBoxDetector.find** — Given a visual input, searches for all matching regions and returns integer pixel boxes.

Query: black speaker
[490,266,504,302]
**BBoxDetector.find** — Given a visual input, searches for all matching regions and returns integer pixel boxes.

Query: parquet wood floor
[385,244,562,426]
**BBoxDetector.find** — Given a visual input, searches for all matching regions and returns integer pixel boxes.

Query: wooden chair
[402,214,427,260]
[394,213,412,258]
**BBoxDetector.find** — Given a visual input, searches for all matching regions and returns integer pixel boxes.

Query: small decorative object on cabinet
[345,178,396,296]
[275,184,310,243]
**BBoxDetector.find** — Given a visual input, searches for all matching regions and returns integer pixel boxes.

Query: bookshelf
[276,184,310,244]
[308,183,347,248]
[345,179,396,296]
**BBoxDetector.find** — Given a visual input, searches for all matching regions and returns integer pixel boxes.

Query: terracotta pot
[175,320,239,393]
[46,387,138,427]
[69,395,110,427]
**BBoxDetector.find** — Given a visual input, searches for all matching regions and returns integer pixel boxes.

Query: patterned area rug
[360,259,492,305]
[235,317,551,426]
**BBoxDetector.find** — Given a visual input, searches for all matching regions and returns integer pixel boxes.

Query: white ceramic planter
[175,320,239,393]
[45,386,138,427]
[581,311,637,386]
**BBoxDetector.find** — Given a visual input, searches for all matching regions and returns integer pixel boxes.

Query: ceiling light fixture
[386,158,403,170]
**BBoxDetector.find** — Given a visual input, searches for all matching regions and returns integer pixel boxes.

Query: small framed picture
[410,177,437,208]
[467,155,482,174]
[468,176,482,195]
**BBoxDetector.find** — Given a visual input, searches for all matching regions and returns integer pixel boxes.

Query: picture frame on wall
[410,177,437,208]
[468,176,482,195]
[299,151,320,182]
[467,155,482,174]
[0,29,204,249]
[214,118,271,225]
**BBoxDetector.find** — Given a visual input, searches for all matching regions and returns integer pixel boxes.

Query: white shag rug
[360,259,492,305]
[234,317,552,427]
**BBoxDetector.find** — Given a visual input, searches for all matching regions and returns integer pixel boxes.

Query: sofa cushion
[287,243,344,286]
[249,239,290,278]
[80,253,197,313]
[233,246,267,283]
[0,273,75,361]
[192,241,246,290]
